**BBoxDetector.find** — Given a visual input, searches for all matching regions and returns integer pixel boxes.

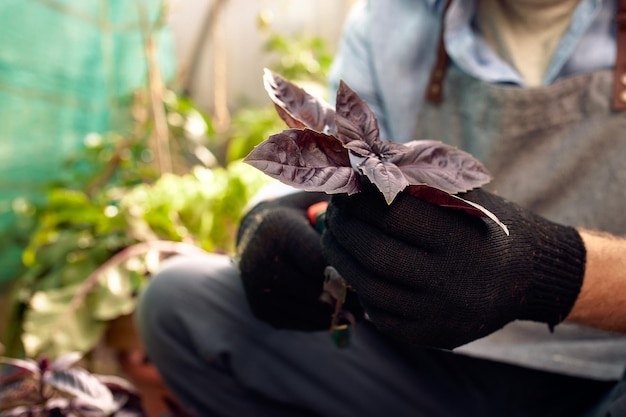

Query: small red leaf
[406,185,509,235]
[244,129,361,195]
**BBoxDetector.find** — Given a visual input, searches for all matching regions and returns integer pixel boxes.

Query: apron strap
[612,0,626,109]
[426,0,626,111]
[424,0,452,104]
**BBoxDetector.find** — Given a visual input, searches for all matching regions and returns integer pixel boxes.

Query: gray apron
[414,5,626,380]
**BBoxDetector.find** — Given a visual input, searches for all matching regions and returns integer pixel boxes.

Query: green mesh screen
[0,0,175,287]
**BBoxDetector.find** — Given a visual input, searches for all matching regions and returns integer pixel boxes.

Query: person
[136,0,626,415]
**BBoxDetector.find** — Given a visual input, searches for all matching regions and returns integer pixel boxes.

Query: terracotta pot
[105,314,186,417]
[104,313,144,352]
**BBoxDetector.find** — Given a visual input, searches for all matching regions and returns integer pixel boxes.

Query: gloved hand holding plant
[242,70,585,349]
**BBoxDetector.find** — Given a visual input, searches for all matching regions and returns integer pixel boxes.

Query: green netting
[0,0,175,287]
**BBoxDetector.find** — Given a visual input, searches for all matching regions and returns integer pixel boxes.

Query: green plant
[263,33,333,84]
[3,27,333,362]
[3,92,270,359]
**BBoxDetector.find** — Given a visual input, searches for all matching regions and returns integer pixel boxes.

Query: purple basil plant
[245,69,508,235]
[0,353,144,417]
[243,70,510,345]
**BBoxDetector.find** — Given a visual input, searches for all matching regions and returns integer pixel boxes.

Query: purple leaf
[359,157,409,204]
[44,367,117,414]
[335,81,381,149]
[389,140,491,193]
[263,68,336,134]
[244,129,361,195]
[0,357,40,410]
[0,357,40,375]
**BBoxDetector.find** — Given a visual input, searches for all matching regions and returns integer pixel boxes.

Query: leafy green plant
[263,33,333,84]
[224,106,287,163]
[8,162,268,358]
[4,93,270,359]
[3,27,333,363]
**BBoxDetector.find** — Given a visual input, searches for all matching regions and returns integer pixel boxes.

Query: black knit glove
[237,191,361,330]
[322,185,586,349]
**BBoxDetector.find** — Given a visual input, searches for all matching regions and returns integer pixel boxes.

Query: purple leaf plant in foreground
[245,69,509,235]
[245,70,510,345]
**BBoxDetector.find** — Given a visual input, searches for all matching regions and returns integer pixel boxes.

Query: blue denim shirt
[329,0,616,144]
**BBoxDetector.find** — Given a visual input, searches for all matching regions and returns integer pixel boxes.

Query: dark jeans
[136,254,622,417]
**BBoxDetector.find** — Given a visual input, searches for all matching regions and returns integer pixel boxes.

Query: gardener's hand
[237,191,361,330]
[322,185,586,349]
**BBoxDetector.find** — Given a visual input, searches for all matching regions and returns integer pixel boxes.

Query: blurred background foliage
[1,0,336,360]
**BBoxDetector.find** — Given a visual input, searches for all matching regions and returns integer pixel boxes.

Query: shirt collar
[443,0,606,86]
[429,0,603,12]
